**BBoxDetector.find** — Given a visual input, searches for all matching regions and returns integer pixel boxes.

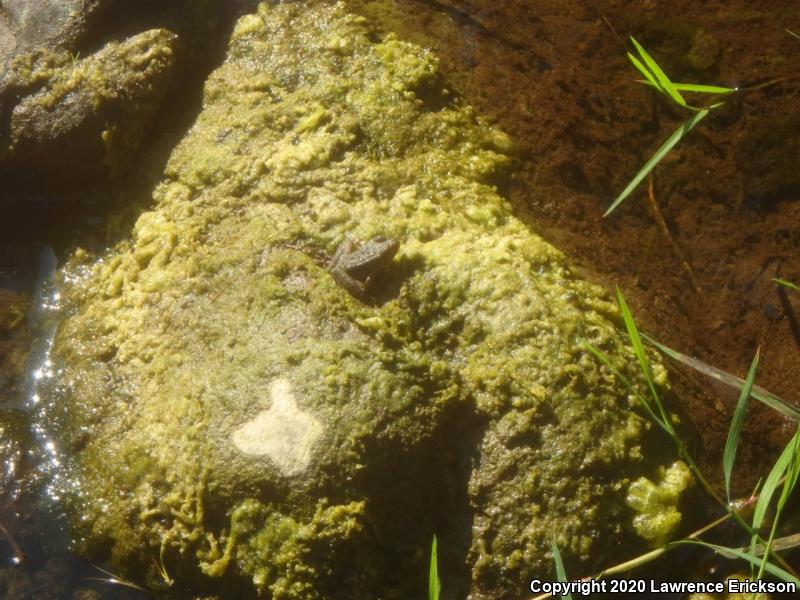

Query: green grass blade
[605,109,709,217]
[612,289,731,506]
[778,430,800,506]
[774,278,800,293]
[584,342,671,433]
[758,429,800,580]
[615,288,672,428]
[751,428,800,553]
[672,82,736,94]
[588,304,740,512]
[723,350,759,504]
[642,334,800,420]
[550,538,573,600]
[630,37,686,107]
[627,52,662,90]
[428,535,441,600]
[679,540,800,586]
[639,80,736,95]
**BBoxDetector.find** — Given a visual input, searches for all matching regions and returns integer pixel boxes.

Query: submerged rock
[40,2,681,597]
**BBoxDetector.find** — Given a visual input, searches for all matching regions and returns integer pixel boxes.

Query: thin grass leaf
[774,278,800,293]
[672,82,736,94]
[747,532,800,556]
[584,342,671,433]
[612,291,731,509]
[589,296,741,513]
[679,540,800,586]
[86,565,149,593]
[605,109,709,216]
[630,37,686,107]
[784,431,800,492]
[640,80,736,95]
[615,288,671,427]
[758,430,800,580]
[723,350,760,503]
[550,538,573,600]
[642,334,800,421]
[429,535,441,600]
[84,578,150,592]
[787,29,800,40]
[627,52,662,90]
[751,428,800,555]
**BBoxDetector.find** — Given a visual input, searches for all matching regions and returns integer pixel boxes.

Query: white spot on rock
[231,378,323,476]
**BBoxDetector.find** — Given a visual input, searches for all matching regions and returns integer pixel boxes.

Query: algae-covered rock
[1,28,178,181]
[0,0,241,190]
[40,2,683,597]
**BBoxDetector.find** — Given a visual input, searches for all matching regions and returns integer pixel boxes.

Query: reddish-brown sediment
[347,0,800,497]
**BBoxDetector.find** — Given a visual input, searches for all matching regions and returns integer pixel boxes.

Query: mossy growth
[626,461,692,545]
[38,1,685,596]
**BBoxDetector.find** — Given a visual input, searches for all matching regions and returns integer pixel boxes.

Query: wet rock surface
[0,0,237,190]
[0,0,104,63]
[3,28,178,183]
[33,2,681,597]
[1,1,796,598]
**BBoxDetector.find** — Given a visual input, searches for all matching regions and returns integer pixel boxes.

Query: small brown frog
[327,236,400,298]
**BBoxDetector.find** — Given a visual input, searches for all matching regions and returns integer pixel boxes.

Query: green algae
[44,2,685,596]
[627,461,692,546]
[199,499,367,598]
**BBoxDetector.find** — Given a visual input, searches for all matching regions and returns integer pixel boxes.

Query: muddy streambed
[1,1,799,599]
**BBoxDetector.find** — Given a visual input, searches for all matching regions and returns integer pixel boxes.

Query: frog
[327,236,400,298]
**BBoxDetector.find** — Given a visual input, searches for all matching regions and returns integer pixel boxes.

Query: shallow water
[1,248,142,598]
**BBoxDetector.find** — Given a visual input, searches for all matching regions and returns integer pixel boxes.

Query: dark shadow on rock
[350,388,486,599]
[437,405,488,600]
[0,1,261,280]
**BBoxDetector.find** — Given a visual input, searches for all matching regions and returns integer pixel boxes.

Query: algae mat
[41,2,685,597]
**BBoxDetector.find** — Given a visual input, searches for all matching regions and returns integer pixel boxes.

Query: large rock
[39,2,685,597]
[0,0,105,62]
[1,28,178,182]
[0,0,231,189]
